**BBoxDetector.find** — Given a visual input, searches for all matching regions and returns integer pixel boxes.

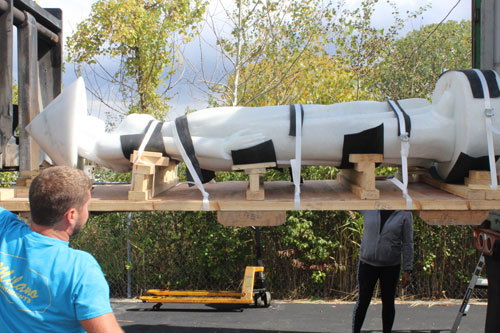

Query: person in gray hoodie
[352,210,414,333]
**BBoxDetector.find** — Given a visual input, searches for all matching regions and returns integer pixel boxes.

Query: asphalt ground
[112,299,487,333]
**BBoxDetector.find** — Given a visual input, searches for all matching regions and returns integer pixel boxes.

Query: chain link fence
[70,211,488,301]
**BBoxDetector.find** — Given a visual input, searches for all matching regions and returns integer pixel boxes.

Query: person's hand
[402,271,411,288]
[222,129,267,156]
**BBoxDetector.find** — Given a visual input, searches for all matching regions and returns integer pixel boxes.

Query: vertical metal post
[0,0,13,163]
[17,11,40,172]
[478,0,500,73]
[127,212,132,298]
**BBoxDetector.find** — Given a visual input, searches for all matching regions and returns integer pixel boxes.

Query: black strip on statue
[175,116,215,184]
[289,104,305,136]
[120,121,169,159]
[339,124,384,169]
[445,152,499,184]
[387,100,411,137]
[231,140,277,165]
[440,69,500,99]
[288,104,305,183]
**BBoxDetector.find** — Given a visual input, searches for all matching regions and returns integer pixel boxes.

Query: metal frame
[0,0,62,171]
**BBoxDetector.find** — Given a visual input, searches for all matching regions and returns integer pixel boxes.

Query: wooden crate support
[422,170,500,200]
[128,150,178,201]
[15,170,39,187]
[218,211,286,227]
[232,162,276,200]
[337,154,383,199]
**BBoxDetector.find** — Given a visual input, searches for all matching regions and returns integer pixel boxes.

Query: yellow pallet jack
[140,266,271,310]
[139,227,271,310]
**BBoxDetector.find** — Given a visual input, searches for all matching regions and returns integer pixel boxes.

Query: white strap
[473,69,498,190]
[171,121,210,210]
[290,104,302,210]
[387,100,412,209]
[131,121,158,197]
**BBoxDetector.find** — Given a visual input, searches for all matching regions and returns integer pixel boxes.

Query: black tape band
[387,100,411,137]
[440,69,500,98]
[175,116,215,184]
[289,104,304,137]
[339,124,384,169]
[231,140,277,165]
[120,121,167,160]
[445,152,499,184]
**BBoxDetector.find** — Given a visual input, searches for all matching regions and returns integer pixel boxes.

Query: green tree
[376,20,472,100]
[191,0,336,107]
[332,0,428,100]
[67,0,206,118]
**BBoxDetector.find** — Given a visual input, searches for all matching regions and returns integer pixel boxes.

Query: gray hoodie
[359,210,414,271]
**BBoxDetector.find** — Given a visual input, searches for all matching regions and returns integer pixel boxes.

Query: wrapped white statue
[26,69,500,185]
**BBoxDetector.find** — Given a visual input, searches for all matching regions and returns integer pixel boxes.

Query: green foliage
[376,20,472,100]
[67,0,206,117]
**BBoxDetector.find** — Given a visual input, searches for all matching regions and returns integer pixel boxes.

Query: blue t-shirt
[0,207,113,332]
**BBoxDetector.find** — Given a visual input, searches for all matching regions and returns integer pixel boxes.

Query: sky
[35,0,472,120]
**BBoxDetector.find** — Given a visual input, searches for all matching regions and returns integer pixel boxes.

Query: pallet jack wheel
[254,291,272,307]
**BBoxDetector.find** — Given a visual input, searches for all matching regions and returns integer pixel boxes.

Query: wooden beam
[0,0,13,159]
[218,211,286,227]
[17,11,40,172]
[418,210,489,225]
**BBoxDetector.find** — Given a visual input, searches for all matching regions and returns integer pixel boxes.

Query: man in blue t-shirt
[0,166,122,332]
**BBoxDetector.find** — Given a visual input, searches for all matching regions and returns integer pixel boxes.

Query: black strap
[289,104,304,136]
[440,69,500,99]
[339,124,384,169]
[387,100,411,137]
[231,140,277,165]
[120,120,168,159]
[174,116,214,184]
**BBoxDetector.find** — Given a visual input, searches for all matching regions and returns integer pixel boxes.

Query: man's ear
[65,207,78,226]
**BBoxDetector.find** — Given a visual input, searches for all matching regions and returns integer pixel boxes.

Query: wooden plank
[421,174,485,200]
[0,188,14,200]
[37,8,62,109]
[232,162,276,171]
[418,210,489,225]
[218,211,286,227]
[18,12,40,172]
[133,163,155,175]
[469,170,493,181]
[349,154,383,163]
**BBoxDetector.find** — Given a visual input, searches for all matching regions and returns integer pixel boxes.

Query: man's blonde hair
[29,166,92,226]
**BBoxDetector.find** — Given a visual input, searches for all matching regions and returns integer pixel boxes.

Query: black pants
[352,261,401,333]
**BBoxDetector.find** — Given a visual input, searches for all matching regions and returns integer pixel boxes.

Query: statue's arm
[163,130,266,160]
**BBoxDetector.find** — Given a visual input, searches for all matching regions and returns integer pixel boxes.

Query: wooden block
[133,174,151,192]
[246,189,265,200]
[217,211,286,227]
[354,162,375,173]
[128,190,150,201]
[464,177,492,186]
[340,169,375,189]
[248,173,262,192]
[469,170,493,181]
[418,210,489,225]
[349,154,383,163]
[133,163,155,175]
[232,162,276,171]
[421,174,485,200]
[0,188,15,200]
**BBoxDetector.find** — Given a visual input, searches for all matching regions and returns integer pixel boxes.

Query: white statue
[26,69,500,183]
